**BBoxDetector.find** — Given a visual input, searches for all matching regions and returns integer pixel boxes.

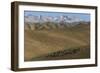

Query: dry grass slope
[24,23,90,61]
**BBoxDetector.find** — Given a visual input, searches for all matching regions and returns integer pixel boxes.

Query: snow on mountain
[24,15,83,23]
[24,15,90,30]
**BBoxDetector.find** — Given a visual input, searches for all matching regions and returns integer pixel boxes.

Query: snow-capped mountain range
[24,15,84,23]
[24,15,90,30]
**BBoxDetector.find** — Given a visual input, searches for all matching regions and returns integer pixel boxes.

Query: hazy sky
[24,11,90,21]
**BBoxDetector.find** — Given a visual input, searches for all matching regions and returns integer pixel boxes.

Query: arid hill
[24,22,90,61]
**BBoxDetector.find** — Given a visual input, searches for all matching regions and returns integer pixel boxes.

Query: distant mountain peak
[25,15,83,23]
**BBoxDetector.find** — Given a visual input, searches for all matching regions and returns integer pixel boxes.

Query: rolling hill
[24,22,90,61]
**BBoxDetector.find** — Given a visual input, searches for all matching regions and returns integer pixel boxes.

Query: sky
[24,11,90,21]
